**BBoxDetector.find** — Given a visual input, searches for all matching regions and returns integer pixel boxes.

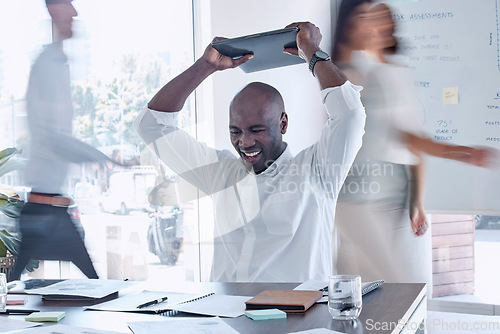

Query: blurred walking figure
[12,0,113,280]
[332,0,494,287]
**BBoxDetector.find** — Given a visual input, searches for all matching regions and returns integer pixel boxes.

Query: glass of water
[328,274,362,320]
[0,273,7,310]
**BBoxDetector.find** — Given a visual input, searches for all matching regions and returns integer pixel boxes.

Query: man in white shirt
[135,22,366,282]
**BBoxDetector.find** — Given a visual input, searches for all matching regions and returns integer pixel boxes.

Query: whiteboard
[384,0,500,214]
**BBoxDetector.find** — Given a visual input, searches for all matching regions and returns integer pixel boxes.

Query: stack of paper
[25,279,132,302]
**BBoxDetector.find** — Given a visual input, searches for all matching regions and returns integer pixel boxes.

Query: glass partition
[0,0,203,285]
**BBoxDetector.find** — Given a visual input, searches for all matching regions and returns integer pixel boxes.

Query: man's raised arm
[148,39,253,112]
[284,22,347,90]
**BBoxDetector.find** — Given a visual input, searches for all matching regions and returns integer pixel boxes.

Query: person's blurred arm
[408,158,428,236]
[406,132,492,167]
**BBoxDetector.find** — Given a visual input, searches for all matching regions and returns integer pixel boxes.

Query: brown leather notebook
[245,289,322,313]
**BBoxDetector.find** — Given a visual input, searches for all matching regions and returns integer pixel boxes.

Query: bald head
[230,82,285,118]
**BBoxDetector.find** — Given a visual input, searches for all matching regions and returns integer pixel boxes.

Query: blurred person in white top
[332,0,495,287]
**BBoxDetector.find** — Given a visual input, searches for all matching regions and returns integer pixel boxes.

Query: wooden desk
[4,282,426,334]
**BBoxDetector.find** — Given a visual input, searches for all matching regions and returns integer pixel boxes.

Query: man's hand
[201,37,253,71]
[283,22,323,62]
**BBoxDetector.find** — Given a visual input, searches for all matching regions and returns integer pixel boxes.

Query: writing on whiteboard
[393,12,454,22]
[415,81,430,88]
[434,136,453,141]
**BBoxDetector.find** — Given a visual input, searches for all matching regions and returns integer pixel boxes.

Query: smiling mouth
[243,151,261,157]
[241,150,262,163]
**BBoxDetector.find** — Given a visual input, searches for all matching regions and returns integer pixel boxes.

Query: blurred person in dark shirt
[12,0,113,280]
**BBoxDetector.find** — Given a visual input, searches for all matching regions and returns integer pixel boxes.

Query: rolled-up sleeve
[133,107,180,145]
[313,80,366,196]
[134,106,237,195]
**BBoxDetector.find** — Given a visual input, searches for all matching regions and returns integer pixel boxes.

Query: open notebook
[87,291,251,318]
[86,291,212,314]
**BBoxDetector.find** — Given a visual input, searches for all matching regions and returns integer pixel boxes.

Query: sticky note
[25,311,65,322]
[443,87,459,104]
[245,308,287,320]
[7,295,27,305]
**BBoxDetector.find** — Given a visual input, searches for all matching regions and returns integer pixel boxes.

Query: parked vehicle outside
[147,205,183,265]
[99,166,157,215]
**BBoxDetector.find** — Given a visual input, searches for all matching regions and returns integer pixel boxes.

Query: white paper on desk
[13,324,124,334]
[86,290,207,313]
[294,280,327,292]
[289,329,346,334]
[128,317,239,334]
[0,318,41,333]
[294,280,328,302]
[25,279,132,298]
[168,294,251,318]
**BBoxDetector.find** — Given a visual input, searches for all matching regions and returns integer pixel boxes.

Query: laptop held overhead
[211,27,306,73]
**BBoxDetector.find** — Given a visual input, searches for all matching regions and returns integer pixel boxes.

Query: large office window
[0,0,205,284]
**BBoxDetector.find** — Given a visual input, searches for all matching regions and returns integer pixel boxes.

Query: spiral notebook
[362,280,385,295]
[86,291,214,315]
[87,291,250,318]
[167,293,251,318]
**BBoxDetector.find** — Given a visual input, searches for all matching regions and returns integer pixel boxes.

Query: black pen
[0,309,40,315]
[137,296,168,309]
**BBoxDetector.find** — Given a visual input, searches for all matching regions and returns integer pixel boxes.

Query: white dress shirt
[134,81,365,282]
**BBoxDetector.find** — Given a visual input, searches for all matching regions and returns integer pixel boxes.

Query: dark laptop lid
[211,27,306,73]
